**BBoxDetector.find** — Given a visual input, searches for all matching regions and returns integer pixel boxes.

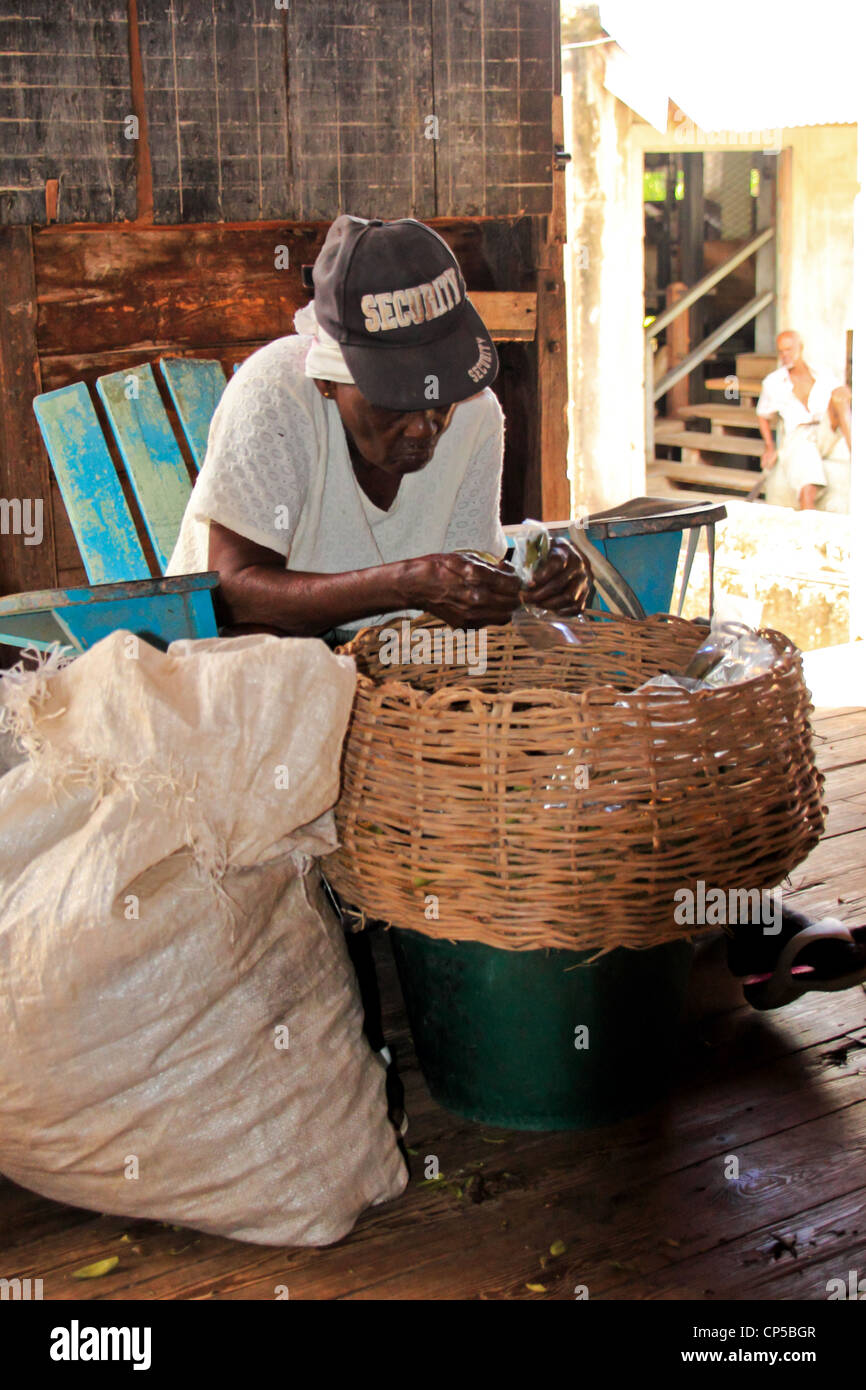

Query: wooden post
[754,154,776,354]
[645,334,656,469]
[0,227,57,598]
[680,152,705,402]
[665,281,690,419]
[535,92,571,522]
[776,146,793,332]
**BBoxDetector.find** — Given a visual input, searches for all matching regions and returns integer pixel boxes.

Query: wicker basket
[326,612,825,951]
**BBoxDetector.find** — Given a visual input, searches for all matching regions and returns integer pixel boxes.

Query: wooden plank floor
[2,706,865,1301]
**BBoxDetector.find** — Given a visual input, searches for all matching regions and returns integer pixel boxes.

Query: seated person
[168,231,866,1029]
[167,214,590,636]
[756,330,852,511]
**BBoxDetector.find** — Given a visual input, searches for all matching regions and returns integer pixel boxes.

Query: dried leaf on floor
[72,1256,119,1280]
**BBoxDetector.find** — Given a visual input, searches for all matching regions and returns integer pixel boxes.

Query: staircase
[649,352,776,501]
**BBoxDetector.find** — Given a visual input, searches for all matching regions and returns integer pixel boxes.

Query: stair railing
[645,225,776,465]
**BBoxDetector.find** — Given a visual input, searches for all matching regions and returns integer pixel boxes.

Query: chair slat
[0,574,220,653]
[158,356,227,470]
[96,364,193,574]
[33,383,151,585]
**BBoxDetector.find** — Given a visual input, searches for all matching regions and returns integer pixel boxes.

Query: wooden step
[653,426,765,458]
[675,403,760,428]
[650,458,764,494]
[736,352,776,379]
[704,376,763,397]
[644,469,712,501]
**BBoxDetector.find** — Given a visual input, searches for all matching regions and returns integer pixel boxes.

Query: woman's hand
[403,552,522,628]
[524,539,593,616]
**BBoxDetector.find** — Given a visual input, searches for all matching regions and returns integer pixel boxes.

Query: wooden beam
[665,281,690,417]
[0,227,57,597]
[753,154,776,353]
[32,222,539,358]
[680,152,704,402]
[469,291,537,340]
[32,224,331,358]
[776,146,794,332]
[675,404,760,428]
[127,0,154,223]
[534,93,571,522]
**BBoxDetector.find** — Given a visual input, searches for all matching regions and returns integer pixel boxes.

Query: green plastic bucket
[390,929,694,1131]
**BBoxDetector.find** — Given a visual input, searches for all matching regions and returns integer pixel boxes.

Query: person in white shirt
[755,330,852,510]
[166,216,594,1136]
[167,215,591,639]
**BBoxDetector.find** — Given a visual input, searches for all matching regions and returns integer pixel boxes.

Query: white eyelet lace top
[166,333,508,632]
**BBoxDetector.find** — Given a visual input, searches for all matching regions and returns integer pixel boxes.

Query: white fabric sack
[0,631,407,1245]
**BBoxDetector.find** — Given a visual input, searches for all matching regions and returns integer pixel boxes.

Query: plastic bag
[512,603,589,650]
[510,518,551,587]
[632,616,780,696]
[509,520,594,651]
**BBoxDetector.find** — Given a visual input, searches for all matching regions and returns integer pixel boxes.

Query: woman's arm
[208,522,521,635]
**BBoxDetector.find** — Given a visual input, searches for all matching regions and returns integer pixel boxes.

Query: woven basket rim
[338,613,801,710]
[330,611,822,952]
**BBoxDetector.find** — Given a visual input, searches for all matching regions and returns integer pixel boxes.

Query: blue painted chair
[504,498,725,620]
[0,357,229,656]
[3,354,721,655]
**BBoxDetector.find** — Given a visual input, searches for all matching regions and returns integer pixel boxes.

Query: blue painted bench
[0,357,229,655]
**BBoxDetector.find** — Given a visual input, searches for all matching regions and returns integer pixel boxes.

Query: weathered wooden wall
[0,1,136,224]
[1,216,551,595]
[0,0,568,604]
[1,0,557,224]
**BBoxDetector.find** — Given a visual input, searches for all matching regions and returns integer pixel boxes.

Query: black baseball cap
[311,215,499,410]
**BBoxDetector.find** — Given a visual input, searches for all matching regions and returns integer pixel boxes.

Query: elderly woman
[167,215,592,1134]
[167,214,591,637]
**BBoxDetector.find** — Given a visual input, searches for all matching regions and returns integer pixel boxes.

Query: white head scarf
[294,301,355,385]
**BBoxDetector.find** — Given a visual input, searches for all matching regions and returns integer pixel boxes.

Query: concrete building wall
[562,24,646,512]
[778,125,857,380]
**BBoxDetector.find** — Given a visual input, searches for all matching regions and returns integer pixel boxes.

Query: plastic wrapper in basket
[326,612,826,952]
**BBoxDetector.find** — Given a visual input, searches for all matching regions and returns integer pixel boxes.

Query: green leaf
[72,1256,119,1280]
[549,1239,567,1257]
[525,1282,547,1293]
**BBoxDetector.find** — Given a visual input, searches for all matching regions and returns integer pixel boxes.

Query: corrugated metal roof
[598,0,859,131]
